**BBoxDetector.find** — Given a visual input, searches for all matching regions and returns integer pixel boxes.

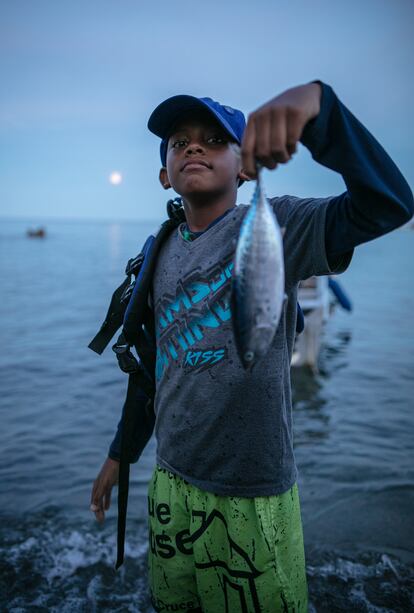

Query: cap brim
[148,95,240,143]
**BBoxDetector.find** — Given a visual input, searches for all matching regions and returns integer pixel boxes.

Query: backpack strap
[115,374,156,569]
[88,237,153,355]
[122,215,184,347]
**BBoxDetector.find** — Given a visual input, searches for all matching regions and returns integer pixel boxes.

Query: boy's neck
[182,192,237,232]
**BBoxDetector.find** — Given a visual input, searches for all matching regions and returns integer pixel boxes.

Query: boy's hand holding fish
[241,82,322,178]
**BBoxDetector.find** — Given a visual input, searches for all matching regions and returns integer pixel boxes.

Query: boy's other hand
[90,457,120,523]
[241,82,322,179]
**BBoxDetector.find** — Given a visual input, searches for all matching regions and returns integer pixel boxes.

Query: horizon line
[0,214,164,225]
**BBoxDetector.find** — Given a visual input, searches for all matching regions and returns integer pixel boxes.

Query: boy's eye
[206,136,227,144]
[172,139,188,149]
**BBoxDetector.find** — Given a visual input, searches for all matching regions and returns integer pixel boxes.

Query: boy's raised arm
[300,80,413,261]
[242,79,413,269]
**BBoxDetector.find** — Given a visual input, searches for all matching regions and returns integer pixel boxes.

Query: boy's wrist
[306,82,322,121]
[107,454,120,463]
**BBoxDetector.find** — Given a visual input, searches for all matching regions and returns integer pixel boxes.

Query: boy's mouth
[181,160,212,172]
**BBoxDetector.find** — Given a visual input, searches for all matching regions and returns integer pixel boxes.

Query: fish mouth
[181,160,212,172]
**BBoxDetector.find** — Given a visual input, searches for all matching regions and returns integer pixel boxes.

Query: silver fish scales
[231,167,285,369]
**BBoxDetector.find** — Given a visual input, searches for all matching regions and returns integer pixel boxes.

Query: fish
[231,166,286,369]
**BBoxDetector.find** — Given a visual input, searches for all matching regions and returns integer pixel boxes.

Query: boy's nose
[185,142,205,155]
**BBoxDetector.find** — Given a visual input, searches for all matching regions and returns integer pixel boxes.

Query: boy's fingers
[104,490,112,510]
[90,500,105,523]
[286,142,297,156]
[90,499,103,514]
[90,483,104,513]
[95,508,105,523]
[242,109,295,176]
[254,112,274,167]
[241,117,257,178]
[90,486,102,508]
[270,111,290,164]
[285,109,303,156]
[91,479,101,501]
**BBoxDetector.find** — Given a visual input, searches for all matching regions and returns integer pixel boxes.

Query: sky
[1,0,413,222]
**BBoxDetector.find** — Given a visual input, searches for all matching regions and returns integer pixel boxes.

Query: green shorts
[147,465,308,612]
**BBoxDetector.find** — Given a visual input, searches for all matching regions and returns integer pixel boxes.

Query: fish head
[238,323,277,369]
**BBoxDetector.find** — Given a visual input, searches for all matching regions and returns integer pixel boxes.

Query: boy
[91,80,413,612]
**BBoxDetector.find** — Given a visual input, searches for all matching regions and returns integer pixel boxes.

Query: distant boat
[291,275,352,372]
[26,227,46,238]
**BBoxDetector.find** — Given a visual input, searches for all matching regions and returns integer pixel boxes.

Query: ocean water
[1,217,413,612]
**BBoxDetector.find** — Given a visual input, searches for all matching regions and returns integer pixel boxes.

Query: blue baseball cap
[147,95,246,166]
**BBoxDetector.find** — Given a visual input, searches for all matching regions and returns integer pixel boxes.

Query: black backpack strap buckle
[112,338,140,374]
[120,280,136,305]
[125,253,144,277]
[167,198,185,223]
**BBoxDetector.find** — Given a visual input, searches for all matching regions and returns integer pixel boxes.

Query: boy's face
[160,110,246,199]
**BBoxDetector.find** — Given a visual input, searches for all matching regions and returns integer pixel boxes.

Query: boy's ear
[238,168,252,183]
[159,168,171,190]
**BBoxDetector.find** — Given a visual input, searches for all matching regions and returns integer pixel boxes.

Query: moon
[109,171,123,185]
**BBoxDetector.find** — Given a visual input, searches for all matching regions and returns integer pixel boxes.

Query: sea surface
[1,217,413,612]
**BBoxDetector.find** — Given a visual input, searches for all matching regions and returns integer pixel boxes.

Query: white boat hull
[292,276,333,372]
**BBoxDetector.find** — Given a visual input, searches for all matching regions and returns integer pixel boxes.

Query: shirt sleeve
[300,80,413,265]
[272,194,354,290]
[108,385,154,463]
